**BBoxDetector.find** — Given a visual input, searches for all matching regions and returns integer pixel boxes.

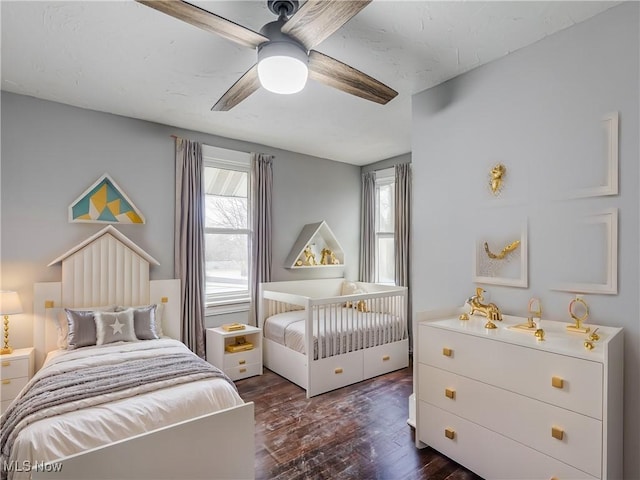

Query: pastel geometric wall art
[69,174,145,224]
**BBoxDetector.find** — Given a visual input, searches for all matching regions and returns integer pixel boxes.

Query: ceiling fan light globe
[257,40,308,94]
[258,56,308,94]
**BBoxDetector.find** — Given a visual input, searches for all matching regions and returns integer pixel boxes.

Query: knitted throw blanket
[1,350,232,478]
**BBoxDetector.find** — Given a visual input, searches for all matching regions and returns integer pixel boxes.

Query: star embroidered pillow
[95,310,137,345]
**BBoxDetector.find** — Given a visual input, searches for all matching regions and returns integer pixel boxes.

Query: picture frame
[570,112,619,198]
[473,221,528,288]
[69,173,145,224]
[552,208,618,295]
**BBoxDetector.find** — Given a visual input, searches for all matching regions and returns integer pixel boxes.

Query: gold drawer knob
[1,361,10,367]
[382,355,390,361]
[551,376,564,389]
[2,379,10,385]
[551,426,564,441]
[238,359,246,365]
[442,347,453,357]
[334,368,343,374]
[444,428,456,440]
[445,388,456,399]
[239,368,247,373]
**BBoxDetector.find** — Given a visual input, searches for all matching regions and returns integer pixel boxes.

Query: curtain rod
[170,135,253,155]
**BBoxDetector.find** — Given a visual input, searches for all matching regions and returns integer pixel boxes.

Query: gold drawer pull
[444,428,455,440]
[1,361,10,367]
[382,355,390,361]
[551,426,564,440]
[238,360,246,365]
[445,388,456,399]
[239,368,247,373]
[2,379,10,385]
[551,376,564,389]
[334,368,343,374]
[442,347,453,357]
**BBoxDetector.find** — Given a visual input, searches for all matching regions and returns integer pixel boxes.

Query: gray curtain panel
[249,153,274,326]
[174,137,206,358]
[359,172,376,283]
[394,163,412,348]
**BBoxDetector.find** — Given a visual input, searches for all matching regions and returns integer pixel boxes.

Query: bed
[2,226,254,480]
[259,278,408,397]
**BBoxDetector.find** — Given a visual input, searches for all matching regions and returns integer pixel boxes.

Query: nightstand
[1,347,34,414]
[206,326,262,381]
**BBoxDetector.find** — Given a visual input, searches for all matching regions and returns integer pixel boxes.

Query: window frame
[202,145,252,311]
[374,168,396,285]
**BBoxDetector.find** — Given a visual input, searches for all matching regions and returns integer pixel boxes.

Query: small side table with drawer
[1,347,35,414]
[206,326,262,381]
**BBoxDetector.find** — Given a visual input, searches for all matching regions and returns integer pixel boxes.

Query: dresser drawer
[223,349,262,369]
[419,364,602,477]
[419,325,603,419]
[225,363,262,381]
[0,358,29,379]
[1,376,28,401]
[418,401,598,480]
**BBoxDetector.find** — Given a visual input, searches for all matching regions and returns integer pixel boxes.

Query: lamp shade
[257,40,308,95]
[0,291,23,316]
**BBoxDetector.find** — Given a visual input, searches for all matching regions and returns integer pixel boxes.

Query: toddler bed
[2,226,254,480]
[259,278,408,397]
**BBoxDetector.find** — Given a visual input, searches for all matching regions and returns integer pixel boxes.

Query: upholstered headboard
[33,226,180,369]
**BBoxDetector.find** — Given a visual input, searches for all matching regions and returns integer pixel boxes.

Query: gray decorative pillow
[131,304,160,340]
[95,310,137,345]
[64,309,98,350]
[116,304,164,337]
[58,306,116,349]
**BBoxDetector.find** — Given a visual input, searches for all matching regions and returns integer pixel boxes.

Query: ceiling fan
[136,0,398,111]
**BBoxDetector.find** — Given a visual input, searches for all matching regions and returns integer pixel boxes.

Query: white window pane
[205,195,248,229]
[204,167,247,197]
[377,237,395,284]
[377,184,394,232]
[205,233,249,297]
[205,167,248,229]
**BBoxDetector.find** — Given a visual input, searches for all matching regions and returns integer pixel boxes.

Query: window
[375,168,395,284]
[203,146,251,307]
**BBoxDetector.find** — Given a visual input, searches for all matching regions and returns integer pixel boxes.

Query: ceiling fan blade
[136,1,268,49]
[211,64,261,112]
[308,50,397,105]
[281,0,371,50]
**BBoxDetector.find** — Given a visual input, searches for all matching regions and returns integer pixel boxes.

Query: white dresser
[416,309,623,480]
[206,326,263,381]
[1,347,35,414]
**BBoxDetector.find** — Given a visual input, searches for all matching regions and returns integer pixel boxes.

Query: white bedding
[264,307,406,359]
[4,339,243,480]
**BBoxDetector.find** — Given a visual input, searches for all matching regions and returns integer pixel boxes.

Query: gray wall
[411,3,639,478]
[1,91,361,342]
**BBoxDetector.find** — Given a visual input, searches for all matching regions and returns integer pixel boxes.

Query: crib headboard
[33,226,180,369]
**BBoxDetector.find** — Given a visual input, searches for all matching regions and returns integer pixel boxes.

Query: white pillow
[56,305,116,349]
[95,310,137,345]
[341,281,365,296]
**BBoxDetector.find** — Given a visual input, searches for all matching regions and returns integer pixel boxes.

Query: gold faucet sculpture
[467,288,502,328]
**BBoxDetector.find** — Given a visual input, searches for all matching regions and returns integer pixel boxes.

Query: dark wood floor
[235,363,482,480]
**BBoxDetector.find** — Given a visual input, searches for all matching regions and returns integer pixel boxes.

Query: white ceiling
[1,1,619,165]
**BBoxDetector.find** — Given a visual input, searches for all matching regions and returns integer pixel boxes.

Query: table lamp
[0,291,23,354]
